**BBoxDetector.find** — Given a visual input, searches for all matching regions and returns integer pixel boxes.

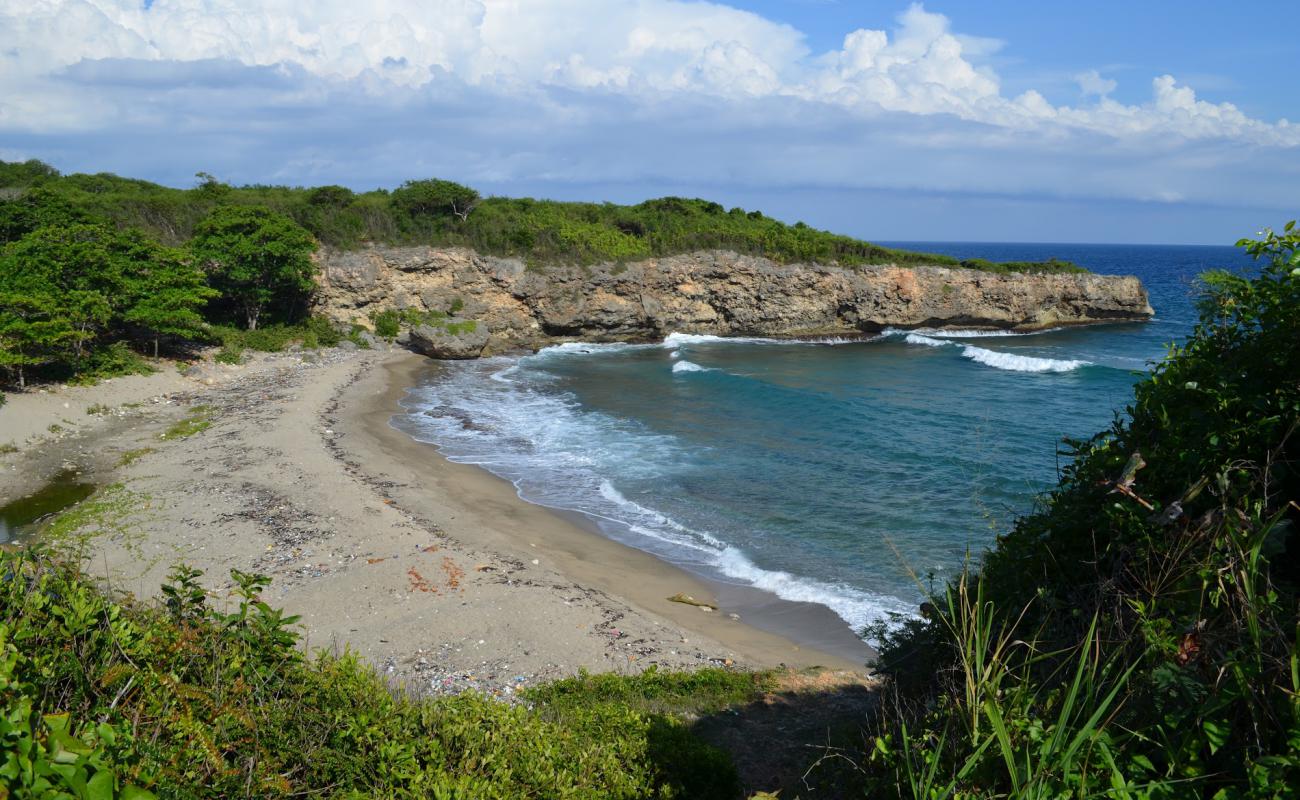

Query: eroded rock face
[314,246,1154,356]
[407,320,490,360]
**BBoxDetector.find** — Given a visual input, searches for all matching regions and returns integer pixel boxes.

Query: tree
[0,223,216,385]
[0,224,133,358]
[390,179,480,222]
[124,248,217,356]
[190,206,317,330]
[0,291,77,389]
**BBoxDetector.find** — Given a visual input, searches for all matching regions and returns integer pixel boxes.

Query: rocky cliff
[314,246,1154,355]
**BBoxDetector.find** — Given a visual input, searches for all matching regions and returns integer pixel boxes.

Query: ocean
[391,242,1257,645]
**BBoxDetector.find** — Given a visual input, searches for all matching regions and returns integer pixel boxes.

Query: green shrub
[863,223,1300,798]
[0,550,741,799]
[303,315,342,347]
[69,342,156,386]
[369,309,401,339]
[213,345,242,365]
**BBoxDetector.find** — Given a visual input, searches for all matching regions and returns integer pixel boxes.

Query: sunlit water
[392,243,1255,639]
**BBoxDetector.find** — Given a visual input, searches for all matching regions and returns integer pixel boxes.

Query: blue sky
[1,0,1296,245]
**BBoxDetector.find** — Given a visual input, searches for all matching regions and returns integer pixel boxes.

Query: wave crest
[959,345,1089,373]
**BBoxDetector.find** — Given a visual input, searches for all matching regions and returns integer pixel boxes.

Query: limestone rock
[407,320,490,360]
[314,246,1154,354]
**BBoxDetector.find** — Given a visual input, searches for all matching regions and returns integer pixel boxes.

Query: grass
[86,403,110,415]
[0,442,18,454]
[525,667,777,719]
[116,447,155,467]
[159,405,214,440]
[37,482,155,561]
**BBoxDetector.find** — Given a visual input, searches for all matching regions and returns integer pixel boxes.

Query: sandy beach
[0,345,870,697]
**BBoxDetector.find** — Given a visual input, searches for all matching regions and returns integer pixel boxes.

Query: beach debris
[473,563,494,572]
[1102,450,1155,510]
[667,592,717,611]
[408,567,437,594]
[531,558,539,565]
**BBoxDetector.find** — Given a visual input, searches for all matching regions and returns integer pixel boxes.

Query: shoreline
[1,345,868,698]
[362,354,875,666]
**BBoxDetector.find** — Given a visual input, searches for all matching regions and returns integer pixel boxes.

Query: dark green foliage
[0,158,60,188]
[390,178,480,221]
[190,206,316,330]
[0,549,742,798]
[864,224,1300,798]
[0,223,207,386]
[0,160,1081,273]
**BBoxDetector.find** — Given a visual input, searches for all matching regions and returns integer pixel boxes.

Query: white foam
[393,359,913,641]
[599,480,725,548]
[663,332,779,348]
[715,548,915,635]
[959,345,1090,373]
[904,333,950,348]
[672,360,710,373]
[534,341,650,357]
[916,327,1060,338]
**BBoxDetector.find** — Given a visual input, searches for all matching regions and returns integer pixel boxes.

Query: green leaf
[1203,718,1230,754]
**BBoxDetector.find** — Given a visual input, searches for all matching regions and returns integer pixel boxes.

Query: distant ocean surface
[392,242,1256,641]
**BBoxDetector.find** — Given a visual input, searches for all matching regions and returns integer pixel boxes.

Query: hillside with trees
[0,159,1086,389]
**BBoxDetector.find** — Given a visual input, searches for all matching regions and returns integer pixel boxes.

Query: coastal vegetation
[0,549,750,799]
[858,223,1300,797]
[0,158,1087,388]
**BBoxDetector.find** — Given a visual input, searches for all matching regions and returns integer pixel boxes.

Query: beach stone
[408,319,489,360]
[337,340,359,352]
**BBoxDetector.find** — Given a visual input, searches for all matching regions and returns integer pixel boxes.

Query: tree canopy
[190,206,316,330]
[0,223,212,384]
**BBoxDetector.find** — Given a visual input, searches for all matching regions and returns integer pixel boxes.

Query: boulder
[407,319,489,360]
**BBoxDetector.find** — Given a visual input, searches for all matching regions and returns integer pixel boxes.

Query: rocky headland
[315,246,1154,356]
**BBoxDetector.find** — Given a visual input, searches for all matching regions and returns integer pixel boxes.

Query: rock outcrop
[314,246,1154,356]
[407,320,489,360]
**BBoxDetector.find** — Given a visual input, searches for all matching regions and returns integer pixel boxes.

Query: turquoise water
[394,243,1256,639]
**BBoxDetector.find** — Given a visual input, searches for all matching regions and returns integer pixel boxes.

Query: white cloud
[2,0,1295,144]
[1075,69,1117,97]
[0,0,1296,234]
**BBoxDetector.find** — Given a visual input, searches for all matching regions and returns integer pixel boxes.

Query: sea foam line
[895,329,1090,373]
[959,345,1089,373]
[395,359,914,639]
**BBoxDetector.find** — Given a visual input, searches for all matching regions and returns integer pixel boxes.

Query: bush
[863,223,1300,798]
[0,549,742,799]
[1,160,1077,274]
[69,341,156,386]
[369,309,401,339]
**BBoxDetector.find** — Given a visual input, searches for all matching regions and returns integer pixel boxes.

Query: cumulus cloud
[3,0,1295,143]
[0,0,1296,238]
[1075,69,1117,98]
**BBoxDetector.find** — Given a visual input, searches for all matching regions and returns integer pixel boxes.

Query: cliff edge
[315,246,1154,354]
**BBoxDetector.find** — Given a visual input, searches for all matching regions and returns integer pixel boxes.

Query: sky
[1,0,1296,244]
